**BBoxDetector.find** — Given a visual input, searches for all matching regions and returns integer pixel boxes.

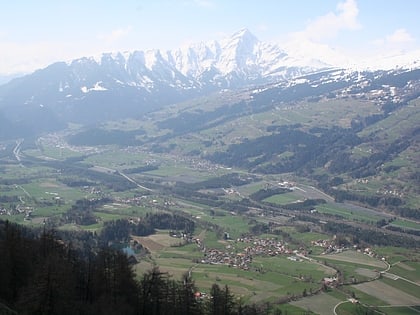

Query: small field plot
[376,306,420,315]
[26,145,84,160]
[1,164,55,179]
[208,215,251,239]
[19,179,90,203]
[235,181,267,195]
[374,246,420,265]
[349,286,391,306]
[191,264,280,301]
[264,192,302,205]
[389,261,420,284]
[380,277,420,299]
[290,292,341,315]
[390,219,420,231]
[287,230,330,243]
[339,302,420,315]
[353,280,420,306]
[83,148,144,170]
[133,232,182,252]
[315,251,387,283]
[317,250,387,269]
[189,263,319,304]
[273,304,318,315]
[252,255,335,280]
[315,203,385,223]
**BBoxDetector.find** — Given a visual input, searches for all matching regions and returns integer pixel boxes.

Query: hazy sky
[0,0,419,75]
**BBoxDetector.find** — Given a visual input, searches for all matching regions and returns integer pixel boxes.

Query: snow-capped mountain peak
[0,29,419,137]
[57,29,337,91]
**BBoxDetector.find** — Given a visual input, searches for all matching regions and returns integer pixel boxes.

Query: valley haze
[0,1,419,315]
[1,0,419,77]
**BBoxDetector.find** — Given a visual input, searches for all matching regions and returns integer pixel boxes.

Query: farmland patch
[317,250,387,269]
[353,280,420,305]
[290,292,341,315]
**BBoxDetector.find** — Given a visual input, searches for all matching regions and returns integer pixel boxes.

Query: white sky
[0,0,419,75]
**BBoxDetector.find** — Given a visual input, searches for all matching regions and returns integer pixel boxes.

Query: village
[190,231,383,274]
[194,235,300,270]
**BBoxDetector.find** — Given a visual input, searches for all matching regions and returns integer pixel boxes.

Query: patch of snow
[80,82,107,93]
[91,81,107,91]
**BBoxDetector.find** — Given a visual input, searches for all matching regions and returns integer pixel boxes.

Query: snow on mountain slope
[0,29,418,129]
[57,28,332,92]
[0,29,333,112]
[354,49,420,71]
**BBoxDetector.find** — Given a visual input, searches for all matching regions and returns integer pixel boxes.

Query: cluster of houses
[0,204,33,219]
[377,187,404,198]
[311,239,346,254]
[197,236,295,270]
[0,207,8,215]
[311,238,380,260]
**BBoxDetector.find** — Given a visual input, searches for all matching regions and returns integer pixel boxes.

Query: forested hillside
[0,220,268,315]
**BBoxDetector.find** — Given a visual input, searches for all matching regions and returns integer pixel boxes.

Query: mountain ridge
[0,29,419,135]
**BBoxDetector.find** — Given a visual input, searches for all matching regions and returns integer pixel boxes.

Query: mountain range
[0,29,419,138]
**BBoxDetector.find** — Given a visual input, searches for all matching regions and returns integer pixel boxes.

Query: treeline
[67,128,144,146]
[64,197,112,226]
[156,101,249,135]
[326,188,403,207]
[0,196,20,203]
[100,213,195,244]
[59,177,96,187]
[328,137,412,179]
[0,178,30,185]
[392,207,420,220]
[164,182,254,214]
[166,183,224,208]
[122,165,159,174]
[320,184,420,220]
[249,187,326,212]
[184,173,255,190]
[206,125,361,175]
[0,220,273,315]
[321,221,418,248]
[385,225,420,237]
[205,120,417,213]
[42,159,137,192]
[315,175,420,220]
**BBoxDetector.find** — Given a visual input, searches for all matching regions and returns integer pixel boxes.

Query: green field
[264,192,302,205]
[390,219,420,231]
[380,277,420,299]
[389,261,420,283]
[316,203,385,223]
[0,96,418,312]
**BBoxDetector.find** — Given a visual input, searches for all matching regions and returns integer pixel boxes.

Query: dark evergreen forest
[0,220,269,315]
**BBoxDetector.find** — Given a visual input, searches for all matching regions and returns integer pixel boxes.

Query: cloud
[0,38,106,75]
[98,26,132,43]
[0,41,74,75]
[374,28,415,46]
[294,0,361,42]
